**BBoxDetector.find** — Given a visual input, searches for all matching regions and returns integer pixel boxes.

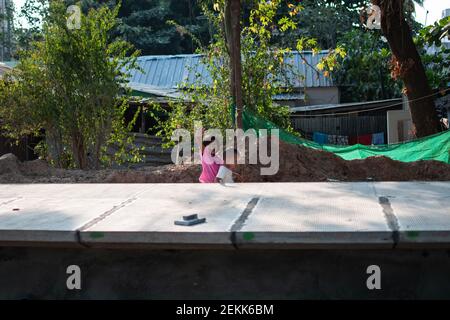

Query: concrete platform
[0,184,151,245]
[0,182,449,249]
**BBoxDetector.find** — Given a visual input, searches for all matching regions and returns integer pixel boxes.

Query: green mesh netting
[242,108,450,164]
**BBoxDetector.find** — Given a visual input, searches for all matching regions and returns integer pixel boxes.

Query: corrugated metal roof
[0,63,12,78]
[282,51,334,88]
[0,61,18,68]
[126,51,334,91]
[128,82,187,100]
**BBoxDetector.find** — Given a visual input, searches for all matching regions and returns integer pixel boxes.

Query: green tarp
[243,109,450,164]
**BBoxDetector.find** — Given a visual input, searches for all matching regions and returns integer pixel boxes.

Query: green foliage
[242,0,300,128]
[157,0,345,147]
[272,0,424,102]
[416,16,450,89]
[0,2,140,169]
[333,29,403,102]
[275,0,367,49]
[16,0,212,55]
[66,0,212,55]
[325,1,446,102]
[419,16,450,46]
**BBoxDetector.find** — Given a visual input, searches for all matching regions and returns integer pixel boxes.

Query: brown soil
[0,141,449,183]
[236,142,450,182]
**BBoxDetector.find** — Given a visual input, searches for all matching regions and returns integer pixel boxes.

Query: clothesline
[291,88,450,118]
[311,131,385,146]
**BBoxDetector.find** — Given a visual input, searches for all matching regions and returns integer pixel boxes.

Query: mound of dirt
[20,159,52,176]
[105,165,200,183]
[235,142,450,182]
[1,141,449,183]
[0,153,20,176]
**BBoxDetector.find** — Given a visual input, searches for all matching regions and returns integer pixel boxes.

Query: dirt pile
[0,153,110,183]
[0,153,20,176]
[0,142,449,183]
[236,142,450,182]
[105,164,200,183]
[20,159,52,176]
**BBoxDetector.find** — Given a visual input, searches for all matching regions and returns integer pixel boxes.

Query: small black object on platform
[174,214,206,226]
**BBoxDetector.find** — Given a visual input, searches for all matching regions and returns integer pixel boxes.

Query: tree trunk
[225,0,244,129]
[224,1,235,126]
[72,132,87,170]
[373,0,441,137]
[45,126,64,168]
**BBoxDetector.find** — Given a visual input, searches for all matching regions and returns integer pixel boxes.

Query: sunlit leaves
[418,16,450,47]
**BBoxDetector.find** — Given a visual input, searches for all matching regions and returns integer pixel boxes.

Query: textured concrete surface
[238,183,392,248]
[373,182,450,246]
[81,184,254,247]
[0,184,151,245]
[0,182,449,248]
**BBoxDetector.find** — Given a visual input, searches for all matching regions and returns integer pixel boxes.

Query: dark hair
[202,136,216,148]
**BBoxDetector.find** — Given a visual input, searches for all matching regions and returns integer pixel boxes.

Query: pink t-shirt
[199,146,223,183]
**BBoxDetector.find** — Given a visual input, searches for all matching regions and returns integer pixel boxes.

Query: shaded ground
[0,142,449,183]
[2,247,450,299]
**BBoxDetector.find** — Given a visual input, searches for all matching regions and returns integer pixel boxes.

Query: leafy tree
[420,15,450,46]
[334,28,402,102]
[274,0,366,49]
[16,0,211,55]
[315,1,446,106]
[157,0,343,145]
[62,0,212,55]
[118,0,211,55]
[10,0,48,56]
[417,16,450,90]
[0,2,140,169]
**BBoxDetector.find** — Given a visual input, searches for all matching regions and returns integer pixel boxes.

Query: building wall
[306,87,340,105]
[291,99,404,139]
[386,110,414,144]
[276,87,340,108]
[292,114,387,137]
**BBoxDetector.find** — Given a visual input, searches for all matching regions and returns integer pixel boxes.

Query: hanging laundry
[357,134,372,145]
[313,132,328,144]
[327,134,337,145]
[336,135,349,145]
[372,132,385,145]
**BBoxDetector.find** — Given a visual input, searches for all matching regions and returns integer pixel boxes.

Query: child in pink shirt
[199,138,223,183]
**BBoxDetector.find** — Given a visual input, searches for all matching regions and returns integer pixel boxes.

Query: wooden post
[225,0,244,129]
[140,105,145,134]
